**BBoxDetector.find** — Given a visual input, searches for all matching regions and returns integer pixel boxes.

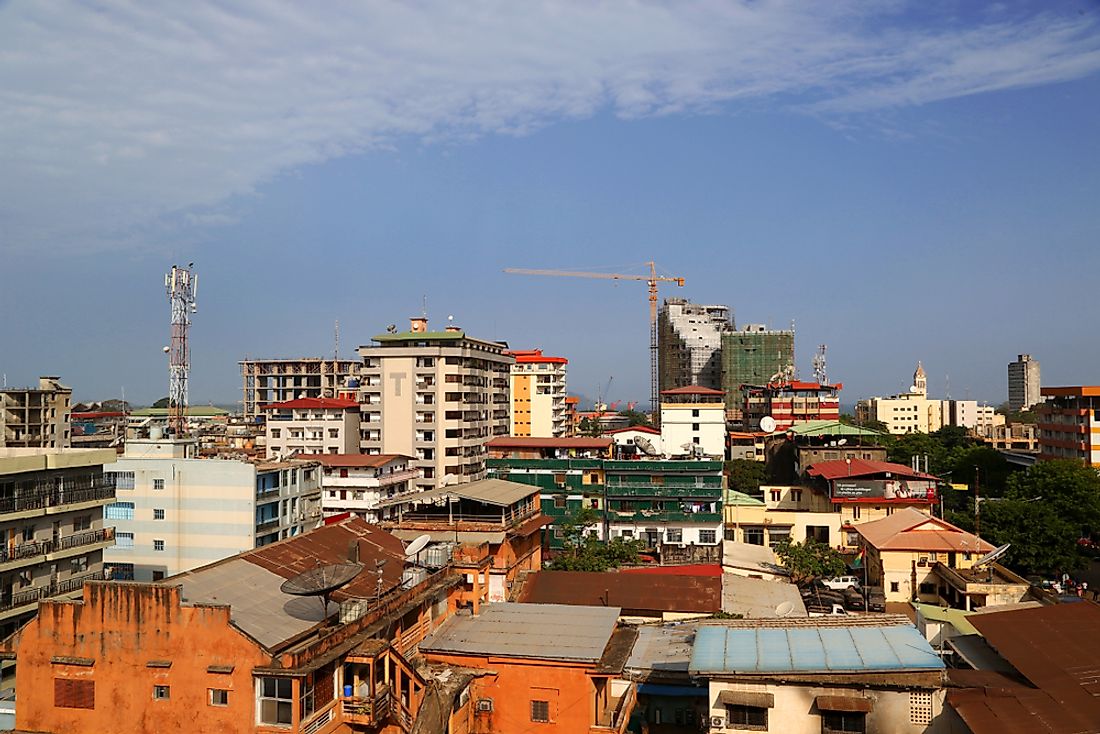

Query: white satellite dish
[404,534,432,559]
[973,543,1010,568]
[634,435,660,456]
[837,439,847,446]
[759,416,777,433]
[775,601,795,618]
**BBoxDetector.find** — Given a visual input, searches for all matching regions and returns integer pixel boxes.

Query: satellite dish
[405,534,432,559]
[973,543,1011,568]
[634,435,660,456]
[280,562,364,623]
[775,601,795,618]
[760,416,777,433]
[837,439,847,446]
[162,345,170,353]
[386,324,397,333]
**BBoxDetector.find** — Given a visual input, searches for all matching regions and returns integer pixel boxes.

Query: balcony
[592,683,636,734]
[340,684,391,727]
[0,478,114,515]
[0,527,115,569]
[0,570,105,614]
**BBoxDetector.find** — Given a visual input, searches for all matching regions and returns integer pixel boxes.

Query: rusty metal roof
[519,570,722,614]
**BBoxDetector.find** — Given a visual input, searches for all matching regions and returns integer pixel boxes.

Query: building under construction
[239,358,359,420]
[721,325,795,419]
[657,298,733,394]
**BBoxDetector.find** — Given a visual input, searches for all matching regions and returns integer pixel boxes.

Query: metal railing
[0,528,114,565]
[0,570,105,612]
[0,478,114,514]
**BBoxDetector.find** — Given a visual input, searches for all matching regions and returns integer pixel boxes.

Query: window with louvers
[54,678,94,709]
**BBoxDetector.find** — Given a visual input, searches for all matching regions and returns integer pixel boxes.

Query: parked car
[866,587,886,613]
[822,576,861,591]
[843,588,866,611]
[808,604,849,617]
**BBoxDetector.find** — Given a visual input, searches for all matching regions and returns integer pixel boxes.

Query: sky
[1,1,1098,409]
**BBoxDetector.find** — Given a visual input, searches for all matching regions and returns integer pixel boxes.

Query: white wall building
[306,454,421,521]
[102,439,322,581]
[262,397,361,459]
[659,386,726,459]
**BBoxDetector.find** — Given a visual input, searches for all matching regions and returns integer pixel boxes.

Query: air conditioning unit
[710,716,726,729]
[475,698,494,713]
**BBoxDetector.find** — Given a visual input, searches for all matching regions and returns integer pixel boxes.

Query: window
[70,556,88,574]
[692,409,700,417]
[726,704,767,730]
[259,677,294,725]
[909,691,933,725]
[152,571,165,581]
[115,532,134,549]
[620,530,634,539]
[73,515,92,532]
[104,502,134,520]
[699,529,717,544]
[890,581,900,593]
[153,539,165,552]
[770,490,781,503]
[919,583,935,595]
[666,528,683,543]
[530,700,550,723]
[54,678,95,709]
[153,478,165,491]
[107,471,135,490]
[692,423,700,431]
[553,496,566,509]
[153,685,170,700]
[210,688,229,707]
[153,509,165,520]
[744,527,765,546]
[270,428,281,438]
[822,711,866,733]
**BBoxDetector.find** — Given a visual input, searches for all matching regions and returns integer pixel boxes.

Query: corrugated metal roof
[260,397,358,410]
[720,575,807,619]
[854,508,994,553]
[390,528,505,545]
[300,453,411,467]
[689,621,944,675]
[807,458,937,481]
[784,420,885,437]
[421,603,620,663]
[912,602,978,636]
[519,571,722,614]
[486,436,612,449]
[375,478,537,509]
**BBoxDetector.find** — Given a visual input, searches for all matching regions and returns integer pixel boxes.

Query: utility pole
[974,465,981,540]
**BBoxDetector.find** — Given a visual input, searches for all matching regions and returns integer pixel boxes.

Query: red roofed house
[261,397,360,459]
[854,508,999,606]
[508,349,569,438]
[659,386,726,459]
[602,425,664,458]
[299,453,421,521]
[742,381,842,432]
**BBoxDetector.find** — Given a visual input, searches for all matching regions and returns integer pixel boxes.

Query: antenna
[165,263,197,437]
[279,562,363,624]
[334,319,339,362]
[404,534,432,561]
[812,344,827,385]
[422,295,428,319]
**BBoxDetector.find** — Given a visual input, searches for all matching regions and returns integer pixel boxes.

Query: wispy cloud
[0,1,1097,253]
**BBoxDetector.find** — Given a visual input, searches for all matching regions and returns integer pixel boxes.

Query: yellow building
[508,349,568,438]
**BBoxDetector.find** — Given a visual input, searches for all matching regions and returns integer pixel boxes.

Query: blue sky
[1,1,1098,408]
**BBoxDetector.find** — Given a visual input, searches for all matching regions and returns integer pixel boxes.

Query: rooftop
[374,477,538,509]
[807,458,937,481]
[421,602,620,663]
[660,385,725,396]
[508,349,568,365]
[721,574,807,619]
[783,420,886,437]
[298,453,412,468]
[519,571,722,614]
[603,425,661,436]
[0,447,117,475]
[130,406,230,417]
[486,436,613,450]
[1039,385,1100,397]
[854,508,994,554]
[260,397,359,411]
[723,489,766,507]
[689,618,944,675]
[722,540,788,577]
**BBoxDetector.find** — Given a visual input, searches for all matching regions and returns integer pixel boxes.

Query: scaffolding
[721,327,794,417]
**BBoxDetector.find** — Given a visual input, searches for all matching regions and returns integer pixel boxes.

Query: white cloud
[0,1,1097,253]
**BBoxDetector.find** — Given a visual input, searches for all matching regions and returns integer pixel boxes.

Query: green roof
[911,602,978,636]
[372,330,466,342]
[131,406,230,417]
[785,420,886,437]
[724,488,766,506]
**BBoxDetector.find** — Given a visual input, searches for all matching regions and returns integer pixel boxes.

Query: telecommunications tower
[165,263,197,436]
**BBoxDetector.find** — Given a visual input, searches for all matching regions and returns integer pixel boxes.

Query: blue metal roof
[689,624,944,675]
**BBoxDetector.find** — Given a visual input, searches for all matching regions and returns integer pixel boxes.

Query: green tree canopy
[152,397,170,409]
[617,409,651,427]
[980,459,1100,574]
[549,507,643,572]
[725,459,766,496]
[774,538,847,584]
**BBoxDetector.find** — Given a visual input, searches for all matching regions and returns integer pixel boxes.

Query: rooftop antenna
[334,319,339,362]
[280,561,364,625]
[812,344,828,386]
[165,263,197,437]
[422,295,428,319]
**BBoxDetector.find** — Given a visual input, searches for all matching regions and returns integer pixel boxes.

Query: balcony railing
[0,478,114,514]
[0,527,114,565]
[0,570,105,613]
[340,684,391,726]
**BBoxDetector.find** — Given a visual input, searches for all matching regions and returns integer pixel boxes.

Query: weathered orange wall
[13,582,269,734]
[421,652,596,734]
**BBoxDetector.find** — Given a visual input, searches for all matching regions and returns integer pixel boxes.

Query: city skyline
[2,1,1099,406]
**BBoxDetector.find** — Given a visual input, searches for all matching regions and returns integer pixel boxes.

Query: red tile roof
[486,436,613,449]
[507,349,568,365]
[603,425,660,435]
[854,508,994,553]
[297,453,412,468]
[660,386,725,396]
[260,397,359,411]
[807,459,938,481]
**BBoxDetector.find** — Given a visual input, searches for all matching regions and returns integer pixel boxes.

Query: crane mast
[504,261,684,412]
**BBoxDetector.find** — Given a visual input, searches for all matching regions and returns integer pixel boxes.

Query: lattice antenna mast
[812,344,828,385]
[165,263,197,436]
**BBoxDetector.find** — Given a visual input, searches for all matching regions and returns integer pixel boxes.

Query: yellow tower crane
[503,261,685,412]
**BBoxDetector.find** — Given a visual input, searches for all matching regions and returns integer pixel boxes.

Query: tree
[152,397,170,409]
[618,409,651,428]
[725,459,766,496]
[773,538,847,583]
[549,507,643,572]
[839,413,890,436]
[577,416,603,438]
[980,459,1100,574]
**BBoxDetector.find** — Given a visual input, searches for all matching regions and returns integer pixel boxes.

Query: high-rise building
[721,325,795,418]
[657,299,732,396]
[357,318,513,492]
[239,358,359,421]
[1008,354,1041,411]
[0,447,116,642]
[1035,386,1100,467]
[0,376,72,449]
[507,349,568,438]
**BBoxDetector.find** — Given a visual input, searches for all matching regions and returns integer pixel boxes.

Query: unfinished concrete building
[657,299,733,395]
[239,358,358,421]
[0,377,72,449]
[721,326,795,419]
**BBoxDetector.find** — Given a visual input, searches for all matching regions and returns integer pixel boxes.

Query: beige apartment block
[261,396,361,458]
[357,318,513,492]
[305,453,421,521]
[0,448,117,644]
[239,357,358,421]
[508,349,568,438]
[856,362,946,435]
[102,439,322,582]
[0,377,72,449]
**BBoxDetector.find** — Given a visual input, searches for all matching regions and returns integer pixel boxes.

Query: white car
[822,576,861,591]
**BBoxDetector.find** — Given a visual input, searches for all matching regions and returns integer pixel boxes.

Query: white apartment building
[357,318,513,492]
[1008,354,1041,410]
[659,386,727,459]
[0,377,72,449]
[0,448,116,643]
[306,453,420,521]
[262,397,361,458]
[102,439,322,581]
[508,349,568,438]
[857,363,945,435]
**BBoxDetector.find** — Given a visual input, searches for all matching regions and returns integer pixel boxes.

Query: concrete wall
[660,404,725,459]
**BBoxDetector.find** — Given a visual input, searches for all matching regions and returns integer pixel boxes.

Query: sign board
[832,479,936,502]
